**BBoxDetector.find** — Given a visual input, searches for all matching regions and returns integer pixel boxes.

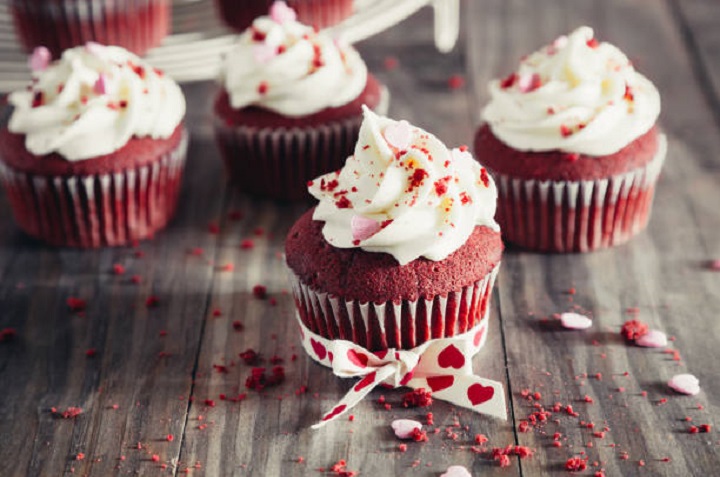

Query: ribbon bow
[297,318,507,428]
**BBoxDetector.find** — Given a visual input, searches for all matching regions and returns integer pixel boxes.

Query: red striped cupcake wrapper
[10,0,170,58]
[214,89,389,201]
[288,263,500,352]
[0,130,188,248]
[494,134,667,253]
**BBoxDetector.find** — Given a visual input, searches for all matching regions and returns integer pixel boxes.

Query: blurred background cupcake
[0,43,187,247]
[214,1,388,201]
[215,0,353,33]
[9,0,170,59]
[286,107,502,351]
[475,26,665,253]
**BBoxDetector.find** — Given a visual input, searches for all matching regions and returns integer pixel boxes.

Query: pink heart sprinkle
[518,73,542,93]
[28,46,51,72]
[269,1,297,24]
[440,465,472,477]
[635,329,668,348]
[451,148,473,163]
[383,120,412,150]
[253,43,277,64]
[93,73,107,95]
[351,215,381,242]
[668,374,700,396]
[391,419,422,440]
[560,312,592,330]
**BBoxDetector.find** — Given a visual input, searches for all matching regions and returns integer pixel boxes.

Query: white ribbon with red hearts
[297,317,507,428]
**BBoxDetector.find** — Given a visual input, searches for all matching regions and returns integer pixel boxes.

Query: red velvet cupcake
[475,26,665,252]
[286,108,502,352]
[0,44,187,247]
[10,0,170,59]
[214,1,388,201]
[215,0,353,33]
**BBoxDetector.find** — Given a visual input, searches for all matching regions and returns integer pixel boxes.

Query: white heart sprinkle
[391,419,422,440]
[383,120,412,150]
[440,465,472,477]
[560,312,592,330]
[635,330,668,348]
[668,374,700,396]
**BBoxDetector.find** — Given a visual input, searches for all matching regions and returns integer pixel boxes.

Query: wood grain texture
[467,0,720,476]
[0,1,719,476]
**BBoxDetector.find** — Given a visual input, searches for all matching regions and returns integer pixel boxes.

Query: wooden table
[1,1,719,475]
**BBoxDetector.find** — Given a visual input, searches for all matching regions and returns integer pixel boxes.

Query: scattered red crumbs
[621,319,649,341]
[586,37,600,48]
[496,454,511,467]
[112,264,126,275]
[240,239,254,250]
[296,456,305,464]
[220,263,235,272]
[204,399,216,407]
[565,457,588,472]
[66,297,87,311]
[500,72,517,89]
[245,366,285,391]
[252,285,267,299]
[166,434,174,442]
[583,395,594,403]
[560,125,573,137]
[257,82,269,95]
[426,412,434,425]
[398,443,407,452]
[212,308,222,317]
[232,321,244,331]
[189,247,204,256]
[152,454,160,462]
[447,74,466,90]
[213,364,229,374]
[411,428,429,442]
[383,56,399,70]
[0,328,17,342]
[75,452,85,461]
[85,348,97,358]
[208,222,220,234]
[145,296,160,308]
[475,434,488,445]
[518,421,530,433]
[131,275,142,284]
[402,388,433,408]
[52,406,83,419]
[239,349,260,365]
[699,424,712,433]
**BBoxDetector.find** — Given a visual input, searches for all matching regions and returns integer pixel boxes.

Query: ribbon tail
[312,365,396,429]
[408,374,507,420]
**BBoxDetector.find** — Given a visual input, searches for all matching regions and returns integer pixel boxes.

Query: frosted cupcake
[286,107,502,351]
[214,2,388,201]
[0,44,187,247]
[475,26,665,252]
[10,0,170,58]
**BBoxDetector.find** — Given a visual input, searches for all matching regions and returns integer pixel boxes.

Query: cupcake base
[288,264,499,351]
[494,134,667,252]
[214,0,353,33]
[0,131,188,248]
[214,86,389,202]
[10,0,170,58]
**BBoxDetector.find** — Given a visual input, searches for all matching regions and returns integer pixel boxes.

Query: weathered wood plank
[0,83,226,477]
[177,6,518,476]
[467,0,720,476]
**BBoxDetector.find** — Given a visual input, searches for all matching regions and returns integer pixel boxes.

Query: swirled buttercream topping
[309,107,499,266]
[221,2,367,116]
[8,43,186,161]
[482,26,660,156]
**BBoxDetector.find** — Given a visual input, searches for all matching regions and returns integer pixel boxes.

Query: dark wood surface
[1,1,719,476]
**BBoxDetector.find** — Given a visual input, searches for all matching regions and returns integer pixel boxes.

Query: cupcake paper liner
[10,0,170,58]
[288,263,500,352]
[214,88,389,202]
[215,0,353,33]
[493,134,667,253]
[0,131,188,247]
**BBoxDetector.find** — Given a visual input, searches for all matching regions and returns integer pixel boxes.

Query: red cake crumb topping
[586,38,599,48]
[252,285,268,299]
[565,457,588,471]
[52,406,83,419]
[239,349,260,365]
[402,388,433,408]
[621,320,649,341]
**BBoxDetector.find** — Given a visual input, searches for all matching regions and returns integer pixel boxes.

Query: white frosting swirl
[482,26,661,156]
[8,44,186,161]
[309,107,499,266]
[221,14,368,116]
